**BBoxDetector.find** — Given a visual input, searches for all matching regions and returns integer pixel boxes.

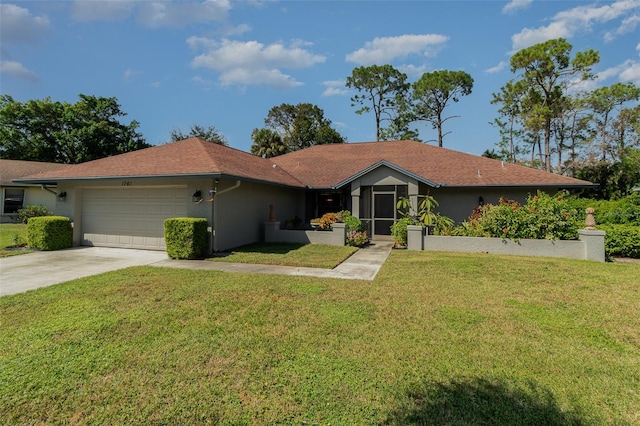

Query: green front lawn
[0,223,31,257]
[1,251,638,424]
[210,242,358,268]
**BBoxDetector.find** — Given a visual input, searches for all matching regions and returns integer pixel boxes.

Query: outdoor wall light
[478,196,484,206]
[192,190,203,203]
[57,191,67,201]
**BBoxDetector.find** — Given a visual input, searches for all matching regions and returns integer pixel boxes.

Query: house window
[3,189,25,214]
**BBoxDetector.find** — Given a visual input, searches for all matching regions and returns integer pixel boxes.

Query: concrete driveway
[0,247,169,296]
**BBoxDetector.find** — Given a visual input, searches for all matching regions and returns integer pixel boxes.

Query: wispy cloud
[0,3,50,82]
[485,61,508,74]
[604,13,640,41]
[502,0,533,15]
[189,38,325,89]
[0,60,39,82]
[123,69,141,81]
[321,80,348,97]
[511,0,640,50]
[72,0,231,27]
[346,34,448,65]
[598,59,640,85]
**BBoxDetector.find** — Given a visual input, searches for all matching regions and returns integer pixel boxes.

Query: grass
[0,223,31,257]
[1,251,639,424]
[210,242,358,268]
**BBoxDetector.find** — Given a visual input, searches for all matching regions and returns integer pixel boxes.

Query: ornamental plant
[346,230,369,247]
[319,212,339,230]
[17,205,52,224]
[454,191,580,241]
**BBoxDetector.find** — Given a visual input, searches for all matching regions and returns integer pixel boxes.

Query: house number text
[122,181,133,186]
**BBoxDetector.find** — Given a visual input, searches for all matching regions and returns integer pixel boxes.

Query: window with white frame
[3,188,25,214]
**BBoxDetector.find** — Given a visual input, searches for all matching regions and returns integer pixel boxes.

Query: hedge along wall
[26,216,73,251]
[407,225,606,262]
[164,217,209,259]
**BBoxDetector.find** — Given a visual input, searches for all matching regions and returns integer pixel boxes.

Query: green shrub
[600,224,640,259]
[390,217,415,246]
[164,218,209,259]
[17,205,52,224]
[454,191,580,241]
[340,211,364,233]
[26,216,72,250]
[567,193,640,226]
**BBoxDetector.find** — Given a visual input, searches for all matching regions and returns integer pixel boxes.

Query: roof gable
[13,139,593,189]
[272,140,593,188]
[16,138,304,188]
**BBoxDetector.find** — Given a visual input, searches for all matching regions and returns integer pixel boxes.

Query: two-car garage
[80,187,189,250]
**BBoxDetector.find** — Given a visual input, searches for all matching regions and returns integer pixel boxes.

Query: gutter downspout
[40,185,57,196]
[212,180,241,253]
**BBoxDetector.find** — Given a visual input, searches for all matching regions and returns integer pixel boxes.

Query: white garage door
[82,188,189,250]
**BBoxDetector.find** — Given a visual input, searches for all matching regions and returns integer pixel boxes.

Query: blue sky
[2,0,639,156]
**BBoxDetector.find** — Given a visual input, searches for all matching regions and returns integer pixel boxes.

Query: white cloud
[72,0,135,22]
[321,80,348,97]
[485,61,509,74]
[192,75,214,90]
[72,0,230,27]
[619,60,640,84]
[123,69,141,81]
[502,0,533,14]
[511,0,640,50]
[189,38,325,89]
[597,59,640,85]
[0,3,50,44]
[0,60,39,81]
[345,34,449,65]
[0,4,49,83]
[398,64,428,78]
[137,0,230,28]
[604,14,640,41]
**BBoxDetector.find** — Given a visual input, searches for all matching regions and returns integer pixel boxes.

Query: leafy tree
[490,80,526,162]
[576,149,640,200]
[346,64,410,141]
[250,128,287,158]
[412,70,474,147]
[169,124,228,146]
[251,103,345,157]
[586,82,640,161]
[0,94,148,164]
[507,38,599,172]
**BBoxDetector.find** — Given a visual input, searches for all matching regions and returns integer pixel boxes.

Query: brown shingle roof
[0,160,70,186]
[18,138,304,187]
[272,140,593,188]
[15,139,593,189]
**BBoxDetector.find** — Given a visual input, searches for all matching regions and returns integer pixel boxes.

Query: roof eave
[330,160,441,189]
[13,172,306,189]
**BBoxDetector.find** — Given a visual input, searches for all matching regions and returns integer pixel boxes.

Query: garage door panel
[82,188,189,250]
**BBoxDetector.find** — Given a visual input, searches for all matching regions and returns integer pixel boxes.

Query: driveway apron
[0,247,168,296]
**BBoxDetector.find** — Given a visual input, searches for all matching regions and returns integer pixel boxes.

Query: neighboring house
[15,138,594,253]
[0,160,68,223]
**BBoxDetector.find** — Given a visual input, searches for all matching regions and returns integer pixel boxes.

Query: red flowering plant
[453,191,580,241]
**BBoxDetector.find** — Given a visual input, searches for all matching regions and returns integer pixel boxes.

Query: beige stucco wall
[1,186,58,223]
[213,180,305,252]
[55,177,304,253]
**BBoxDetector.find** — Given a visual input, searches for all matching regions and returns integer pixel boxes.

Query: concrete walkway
[1,242,393,296]
[154,241,394,281]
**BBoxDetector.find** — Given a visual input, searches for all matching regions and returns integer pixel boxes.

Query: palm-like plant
[250,128,288,158]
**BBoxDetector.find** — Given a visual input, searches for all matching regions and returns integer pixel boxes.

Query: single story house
[1,160,69,223]
[14,138,594,253]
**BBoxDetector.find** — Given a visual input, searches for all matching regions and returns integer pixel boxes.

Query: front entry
[362,185,408,240]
